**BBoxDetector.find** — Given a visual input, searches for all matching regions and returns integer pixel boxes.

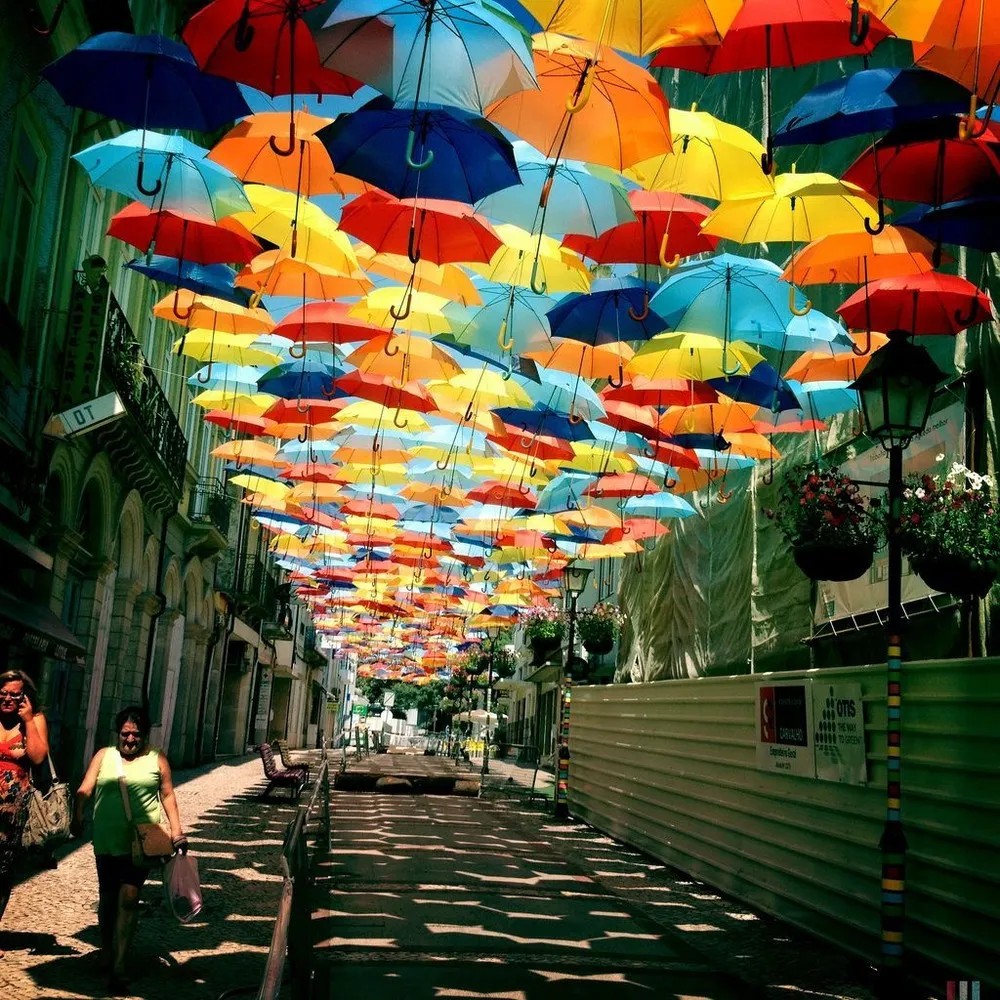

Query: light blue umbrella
[187,364,259,393]
[476,142,635,237]
[535,472,593,513]
[650,254,811,351]
[790,381,860,420]
[74,131,250,219]
[622,493,697,519]
[521,369,605,421]
[313,0,536,114]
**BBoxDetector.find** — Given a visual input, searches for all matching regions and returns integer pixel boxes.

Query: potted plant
[522,606,565,663]
[577,603,624,656]
[898,462,999,598]
[771,465,882,582]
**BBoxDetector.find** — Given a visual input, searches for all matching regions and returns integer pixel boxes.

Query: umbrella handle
[761,460,775,486]
[863,196,886,236]
[849,0,870,46]
[721,344,743,378]
[851,329,872,357]
[955,300,981,327]
[33,0,69,35]
[321,379,337,399]
[136,160,162,198]
[463,401,475,423]
[172,288,193,321]
[393,406,409,429]
[405,129,434,170]
[249,289,265,309]
[298,428,308,444]
[566,64,594,114]
[958,94,990,139]
[295,395,310,414]
[234,0,255,50]
[289,340,307,359]
[643,444,657,459]
[607,362,625,389]
[718,482,734,504]
[406,224,421,265]
[389,290,412,323]
[497,318,514,351]
[529,460,538,478]
[568,406,583,425]
[664,475,678,490]
[529,257,547,295]
[197,361,213,384]
[788,285,812,317]
[658,233,680,270]
[501,357,514,381]
[627,292,650,323]
[269,119,297,157]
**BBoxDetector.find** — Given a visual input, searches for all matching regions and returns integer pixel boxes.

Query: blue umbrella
[126,257,251,305]
[492,407,595,442]
[546,277,667,347]
[317,96,520,202]
[476,142,635,237]
[535,472,593,513]
[313,0,536,113]
[187,364,260,393]
[790,381,860,420]
[896,197,1000,253]
[42,33,250,194]
[74,131,250,219]
[708,362,799,412]
[773,68,970,148]
[258,359,340,401]
[520,369,605,420]
[622,493,696,519]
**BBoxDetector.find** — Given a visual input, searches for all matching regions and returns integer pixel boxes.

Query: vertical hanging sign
[755,682,815,776]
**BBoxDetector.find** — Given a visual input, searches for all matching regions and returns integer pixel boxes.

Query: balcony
[186,477,232,558]
[65,273,187,512]
[220,556,280,628]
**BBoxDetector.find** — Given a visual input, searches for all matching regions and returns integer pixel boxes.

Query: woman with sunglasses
[0,670,49,956]
[72,706,186,995]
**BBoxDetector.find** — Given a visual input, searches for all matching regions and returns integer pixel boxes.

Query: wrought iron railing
[188,477,233,536]
[100,287,187,493]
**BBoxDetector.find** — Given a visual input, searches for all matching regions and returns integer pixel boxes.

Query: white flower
[936,453,946,462]
[915,488,926,499]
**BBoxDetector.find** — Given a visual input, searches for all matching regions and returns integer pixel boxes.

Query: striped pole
[555,682,571,817]
[879,445,908,990]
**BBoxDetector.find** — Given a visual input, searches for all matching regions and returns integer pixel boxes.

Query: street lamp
[850,329,945,987]
[555,563,592,817]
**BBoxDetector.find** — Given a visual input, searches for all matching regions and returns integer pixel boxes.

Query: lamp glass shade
[850,333,946,450]
[562,563,592,596]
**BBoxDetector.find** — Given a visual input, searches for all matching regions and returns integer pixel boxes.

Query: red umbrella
[602,518,671,543]
[644,441,701,470]
[109,203,261,263]
[264,398,345,424]
[184,0,361,157]
[204,410,276,435]
[599,399,662,439]
[838,273,994,336]
[466,480,538,507]
[335,370,437,412]
[340,499,400,519]
[562,191,718,269]
[842,118,1000,238]
[652,0,892,172]
[339,191,502,265]
[583,473,660,498]
[488,429,576,462]
[278,463,341,483]
[275,301,386,346]
[602,376,718,408]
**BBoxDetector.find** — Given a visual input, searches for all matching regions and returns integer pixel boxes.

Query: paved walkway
[315,755,886,1000]
[0,751,309,1000]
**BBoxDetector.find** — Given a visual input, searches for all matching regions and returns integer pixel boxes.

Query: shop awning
[0,590,86,665]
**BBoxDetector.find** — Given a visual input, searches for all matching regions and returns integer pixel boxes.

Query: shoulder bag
[116,752,173,867]
[22,754,72,849]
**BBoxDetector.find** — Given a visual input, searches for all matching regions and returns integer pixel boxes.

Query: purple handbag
[163,853,203,923]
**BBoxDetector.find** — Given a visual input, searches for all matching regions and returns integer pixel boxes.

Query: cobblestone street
[0,753,298,1000]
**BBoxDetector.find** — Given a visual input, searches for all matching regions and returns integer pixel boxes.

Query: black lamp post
[555,562,592,818]
[849,329,946,988]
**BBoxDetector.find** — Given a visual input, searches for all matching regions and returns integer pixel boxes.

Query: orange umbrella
[355,245,482,306]
[485,33,671,171]
[236,250,372,301]
[346,332,464,381]
[783,332,889,383]
[153,290,274,333]
[659,401,758,436]
[208,110,368,197]
[525,340,633,380]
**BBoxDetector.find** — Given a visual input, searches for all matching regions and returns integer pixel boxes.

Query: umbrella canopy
[469,224,591,294]
[896,197,1000,253]
[126,256,251,304]
[313,0,537,112]
[317,96,521,202]
[545,277,667,345]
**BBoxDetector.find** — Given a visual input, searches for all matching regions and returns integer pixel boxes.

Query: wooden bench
[257,743,307,800]
[273,739,311,782]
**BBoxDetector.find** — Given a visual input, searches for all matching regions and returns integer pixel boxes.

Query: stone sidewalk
[0,752,307,1000]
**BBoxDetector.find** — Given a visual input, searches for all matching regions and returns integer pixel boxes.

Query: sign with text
[43,391,126,440]
[755,683,815,777]
[813,683,867,784]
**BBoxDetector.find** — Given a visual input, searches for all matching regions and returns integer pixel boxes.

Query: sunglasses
[119,731,142,740]
[0,693,24,704]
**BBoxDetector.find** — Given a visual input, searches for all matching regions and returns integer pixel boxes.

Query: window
[0,119,47,354]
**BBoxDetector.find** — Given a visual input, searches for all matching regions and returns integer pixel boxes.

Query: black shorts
[95,854,150,893]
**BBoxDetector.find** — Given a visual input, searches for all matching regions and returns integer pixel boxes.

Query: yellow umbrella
[211,440,282,467]
[231,184,357,262]
[289,482,357,504]
[867,0,1000,47]
[427,369,533,410]
[629,333,764,380]
[237,249,371,302]
[230,474,290,501]
[172,331,283,368]
[335,464,411,485]
[702,170,882,245]
[191,391,276,415]
[563,446,637,474]
[571,540,643,559]
[348,289,455,336]
[153,291,274,333]
[469,224,591,294]
[355,245,482,306]
[520,0,742,55]
[333,400,433,432]
[626,104,774,200]
[557,506,621,529]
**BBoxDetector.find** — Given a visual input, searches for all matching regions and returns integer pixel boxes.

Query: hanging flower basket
[530,635,561,663]
[792,540,875,582]
[909,554,997,599]
[577,603,624,657]
[583,635,614,656]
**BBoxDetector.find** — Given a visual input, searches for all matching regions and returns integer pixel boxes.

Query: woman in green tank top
[72,706,187,995]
